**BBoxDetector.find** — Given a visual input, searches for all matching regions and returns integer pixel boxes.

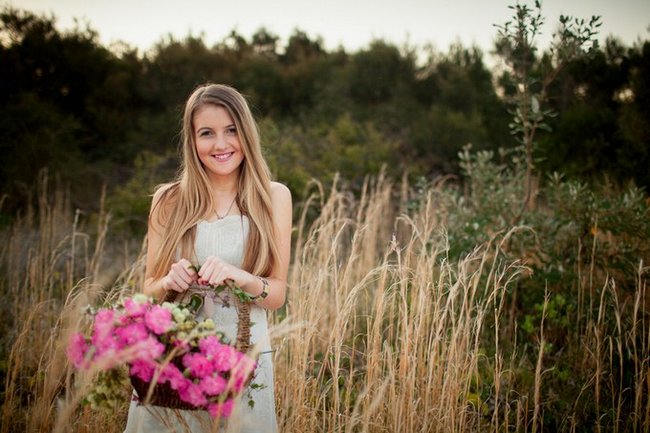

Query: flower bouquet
[67,292,257,418]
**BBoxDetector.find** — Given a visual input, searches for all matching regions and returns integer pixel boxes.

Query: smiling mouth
[213,152,234,161]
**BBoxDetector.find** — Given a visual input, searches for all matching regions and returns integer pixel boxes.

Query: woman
[125,83,292,433]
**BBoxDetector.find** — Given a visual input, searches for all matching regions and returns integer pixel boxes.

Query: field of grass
[1,171,648,432]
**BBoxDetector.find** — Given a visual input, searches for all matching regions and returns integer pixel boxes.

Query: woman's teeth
[214,152,233,161]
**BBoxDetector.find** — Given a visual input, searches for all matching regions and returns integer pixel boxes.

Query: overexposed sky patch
[9,0,650,56]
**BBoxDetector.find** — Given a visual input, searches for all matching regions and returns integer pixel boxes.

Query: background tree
[1,4,647,225]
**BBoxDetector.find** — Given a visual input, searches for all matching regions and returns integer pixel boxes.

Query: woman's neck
[208,171,240,197]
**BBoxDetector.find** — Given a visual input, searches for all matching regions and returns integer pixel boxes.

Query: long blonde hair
[150,84,279,279]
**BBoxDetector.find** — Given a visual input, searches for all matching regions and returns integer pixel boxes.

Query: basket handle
[162,282,252,354]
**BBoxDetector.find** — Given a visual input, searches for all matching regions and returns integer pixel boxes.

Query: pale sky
[8,0,650,57]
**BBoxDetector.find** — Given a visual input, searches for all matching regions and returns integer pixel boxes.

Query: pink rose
[211,344,237,372]
[67,333,89,369]
[91,308,115,348]
[199,375,227,396]
[198,335,222,357]
[115,322,148,346]
[159,363,189,391]
[144,305,173,334]
[207,399,234,418]
[130,359,155,381]
[123,298,148,318]
[183,352,214,378]
[133,335,165,361]
[226,353,256,392]
[178,382,207,407]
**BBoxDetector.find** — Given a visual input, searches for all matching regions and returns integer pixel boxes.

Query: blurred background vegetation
[1,5,648,233]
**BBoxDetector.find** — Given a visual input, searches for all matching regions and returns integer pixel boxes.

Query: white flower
[133,293,150,304]
[201,319,215,330]
[172,308,186,323]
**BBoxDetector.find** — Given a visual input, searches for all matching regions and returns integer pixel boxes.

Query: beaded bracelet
[251,276,270,301]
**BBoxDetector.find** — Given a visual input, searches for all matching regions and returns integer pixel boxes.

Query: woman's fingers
[163,275,184,292]
[196,256,249,287]
[198,258,216,281]
[164,259,198,293]
[198,257,228,286]
[178,258,196,275]
[171,262,194,285]
[208,270,226,287]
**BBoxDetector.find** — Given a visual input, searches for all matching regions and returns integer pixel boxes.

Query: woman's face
[193,104,245,182]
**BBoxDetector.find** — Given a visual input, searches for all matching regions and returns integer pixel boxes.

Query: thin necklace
[215,195,237,220]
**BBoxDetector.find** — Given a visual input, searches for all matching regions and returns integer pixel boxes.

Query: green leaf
[232,286,255,303]
[531,96,540,114]
[187,294,204,313]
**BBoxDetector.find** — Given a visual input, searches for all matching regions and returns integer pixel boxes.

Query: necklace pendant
[215,195,238,220]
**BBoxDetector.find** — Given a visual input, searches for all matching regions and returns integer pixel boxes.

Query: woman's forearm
[143,277,167,300]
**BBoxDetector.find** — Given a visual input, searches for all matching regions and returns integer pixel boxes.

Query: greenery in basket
[67,293,257,418]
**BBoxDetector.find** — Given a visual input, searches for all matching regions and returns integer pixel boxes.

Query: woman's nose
[213,133,227,148]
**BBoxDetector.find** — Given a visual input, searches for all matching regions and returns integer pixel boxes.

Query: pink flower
[123,298,148,318]
[144,305,174,334]
[172,337,190,351]
[93,333,120,362]
[183,353,214,378]
[229,354,256,392]
[94,346,120,369]
[211,344,237,372]
[115,322,148,346]
[130,359,155,381]
[207,399,234,418]
[67,333,89,369]
[198,335,222,357]
[199,375,227,396]
[67,296,256,412]
[91,308,115,348]
[230,370,249,392]
[178,382,208,407]
[133,335,165,361]
[159,363,189,391]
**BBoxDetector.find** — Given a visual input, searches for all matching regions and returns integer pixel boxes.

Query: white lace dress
[124,215,278,433]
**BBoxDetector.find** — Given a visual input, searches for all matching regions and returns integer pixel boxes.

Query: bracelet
[251,277,269,301]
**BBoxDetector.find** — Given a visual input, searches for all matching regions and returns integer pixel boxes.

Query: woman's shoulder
[152,182,180,208]
[153,182,179,200]
[149,182,180,229]
[270,181,291,204]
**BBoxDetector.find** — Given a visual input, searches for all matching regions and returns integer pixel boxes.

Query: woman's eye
[226,127,237,135]
[199,130,212,137]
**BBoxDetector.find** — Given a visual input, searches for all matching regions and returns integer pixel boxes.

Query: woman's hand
[161,258,198,293]
[197,256,256,289]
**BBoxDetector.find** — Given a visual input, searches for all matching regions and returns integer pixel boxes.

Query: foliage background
[1,5,648,226]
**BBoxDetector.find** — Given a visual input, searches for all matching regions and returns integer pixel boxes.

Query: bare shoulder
[149,182,179,231]
[152,182,178,206]
[270,181,292,206]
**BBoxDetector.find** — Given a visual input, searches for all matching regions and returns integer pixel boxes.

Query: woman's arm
[248,181,292,310]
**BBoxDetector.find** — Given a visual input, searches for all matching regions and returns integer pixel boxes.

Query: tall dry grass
[0,172,142,433]
[1,173,648,432]
[276,174,530,432]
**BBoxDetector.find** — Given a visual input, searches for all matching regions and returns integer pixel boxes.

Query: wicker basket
[130,285,252,410]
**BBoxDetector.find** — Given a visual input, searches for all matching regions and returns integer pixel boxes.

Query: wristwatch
[252,277,269,301]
